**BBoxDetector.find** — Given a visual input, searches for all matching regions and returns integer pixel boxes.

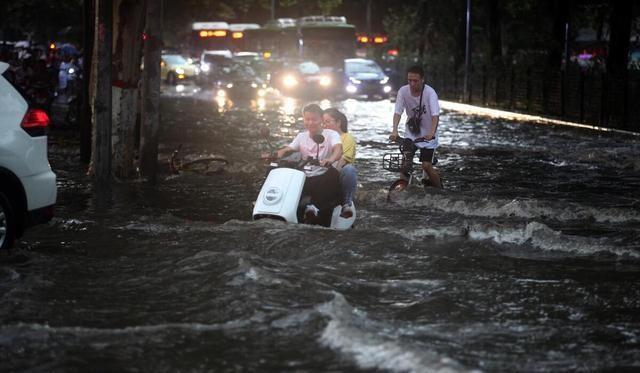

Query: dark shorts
[403,147,437,164]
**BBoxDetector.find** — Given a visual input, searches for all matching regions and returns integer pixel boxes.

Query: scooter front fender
[253,168,306,223]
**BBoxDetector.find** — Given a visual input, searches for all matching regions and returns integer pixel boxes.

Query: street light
[463,0,471,102]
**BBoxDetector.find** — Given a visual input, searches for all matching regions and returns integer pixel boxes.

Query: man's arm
[276,146,294,159]
[391,113,402,140]
[425,116,439,140]
[320,144,343,167]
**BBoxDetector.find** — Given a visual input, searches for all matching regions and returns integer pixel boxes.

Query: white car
[0,61,57,250]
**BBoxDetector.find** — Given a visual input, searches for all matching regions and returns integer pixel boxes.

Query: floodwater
[2,84,640,372]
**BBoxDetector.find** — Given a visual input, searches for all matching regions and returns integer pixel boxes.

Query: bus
[244,16,356,66]
[191,22,232,57]
[244,18,299,59]
[229,23,260,52]
[298,16,356,66]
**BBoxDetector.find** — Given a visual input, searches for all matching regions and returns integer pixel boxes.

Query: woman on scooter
[322,108,357,218]
[273,104,343,226]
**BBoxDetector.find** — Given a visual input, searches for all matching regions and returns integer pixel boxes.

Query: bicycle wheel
[180,157,229,175]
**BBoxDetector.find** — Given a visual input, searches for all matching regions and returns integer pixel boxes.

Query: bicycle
[169,145,229,175]
[382,137,438,200]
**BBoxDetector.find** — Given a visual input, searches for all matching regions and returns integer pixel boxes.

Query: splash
[317,292,475,373]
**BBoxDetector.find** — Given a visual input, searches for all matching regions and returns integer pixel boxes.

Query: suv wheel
[0,191,16,250]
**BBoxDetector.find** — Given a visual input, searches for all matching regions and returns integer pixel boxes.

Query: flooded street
[2,84,640,372]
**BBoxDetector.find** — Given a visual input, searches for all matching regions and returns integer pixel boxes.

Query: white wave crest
[385,193,640,223]
[317,292,475,373]
[468,221,640,258]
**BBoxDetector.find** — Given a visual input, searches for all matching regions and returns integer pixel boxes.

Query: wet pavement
[1,82,640,372]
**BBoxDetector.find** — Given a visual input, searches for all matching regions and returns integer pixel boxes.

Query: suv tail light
[21,108,50,137]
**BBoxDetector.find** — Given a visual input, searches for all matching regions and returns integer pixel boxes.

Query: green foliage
[2,0,83,42]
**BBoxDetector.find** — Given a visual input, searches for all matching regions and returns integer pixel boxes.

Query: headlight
[380,76,389,84]
[349,77,361,84]
[217,89,226,97]
[201,64,210,72]
[283,74,298,87]
[383,85,392,93]
[175,67,185,75]
[346,85,357,94]
[257,89,267,97]
[226,83,234,88]
[68,67,75,74]
[319,75,332,87]
[194,66,200,75]
[251,82,258,88]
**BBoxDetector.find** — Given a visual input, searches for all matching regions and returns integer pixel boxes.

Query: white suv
[0,61,57,250]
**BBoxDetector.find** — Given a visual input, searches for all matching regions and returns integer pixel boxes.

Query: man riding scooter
[268,104,343,226]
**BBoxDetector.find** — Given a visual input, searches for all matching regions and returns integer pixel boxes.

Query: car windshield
[163,55,188,65]
[297,61,320,75]
[346,60,383,75]
[203,54,232,65]
[224,64,256,80]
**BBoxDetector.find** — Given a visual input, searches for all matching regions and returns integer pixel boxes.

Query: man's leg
[308,168,340,226]
[422,162,441,188]
[419,148,442,188]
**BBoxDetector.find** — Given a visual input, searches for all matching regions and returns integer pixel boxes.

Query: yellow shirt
[341,132,356,164]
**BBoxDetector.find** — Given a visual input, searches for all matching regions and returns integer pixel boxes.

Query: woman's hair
[323,108,348,133]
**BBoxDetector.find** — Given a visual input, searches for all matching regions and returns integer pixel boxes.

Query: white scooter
[252,131,356,230]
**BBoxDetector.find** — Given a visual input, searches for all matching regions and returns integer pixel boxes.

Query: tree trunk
[81,0,94,164]
[605,0,632,128]
[140,0,162,184]
[94,0,113,182]
[111,0,146,178]
[606,0,632,76]
[547,0,570,70]
[486,0,503,67]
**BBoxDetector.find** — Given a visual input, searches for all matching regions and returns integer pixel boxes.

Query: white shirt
[394,84,440,149]
[288,129,342,176]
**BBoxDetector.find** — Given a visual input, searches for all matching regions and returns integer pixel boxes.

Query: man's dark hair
[302,103,324,117]
[407,65,424,78]
[323,108,349,133]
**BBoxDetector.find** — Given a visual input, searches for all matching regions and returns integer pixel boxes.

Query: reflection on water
[281,97,298,117]
[3,87,640,372]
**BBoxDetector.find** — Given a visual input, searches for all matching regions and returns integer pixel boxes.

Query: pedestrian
[322,107,357,218]
[389,65,442,188]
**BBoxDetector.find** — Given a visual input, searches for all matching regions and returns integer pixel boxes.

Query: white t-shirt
[288,129,342,176]
[394,84,440,149]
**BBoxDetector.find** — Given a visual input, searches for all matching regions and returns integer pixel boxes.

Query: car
[197,51,234,85]
[0,61,57,250]
[214,64,268,101]
[343,58,392,99]
[273,60,338,98]
[161,54,199,85]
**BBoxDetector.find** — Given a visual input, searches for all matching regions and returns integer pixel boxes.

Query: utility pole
[140,0,163,184]
[271,0,275,20]
[366,0,372,34]
[95,0,112,182]
[463,0,471,102]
